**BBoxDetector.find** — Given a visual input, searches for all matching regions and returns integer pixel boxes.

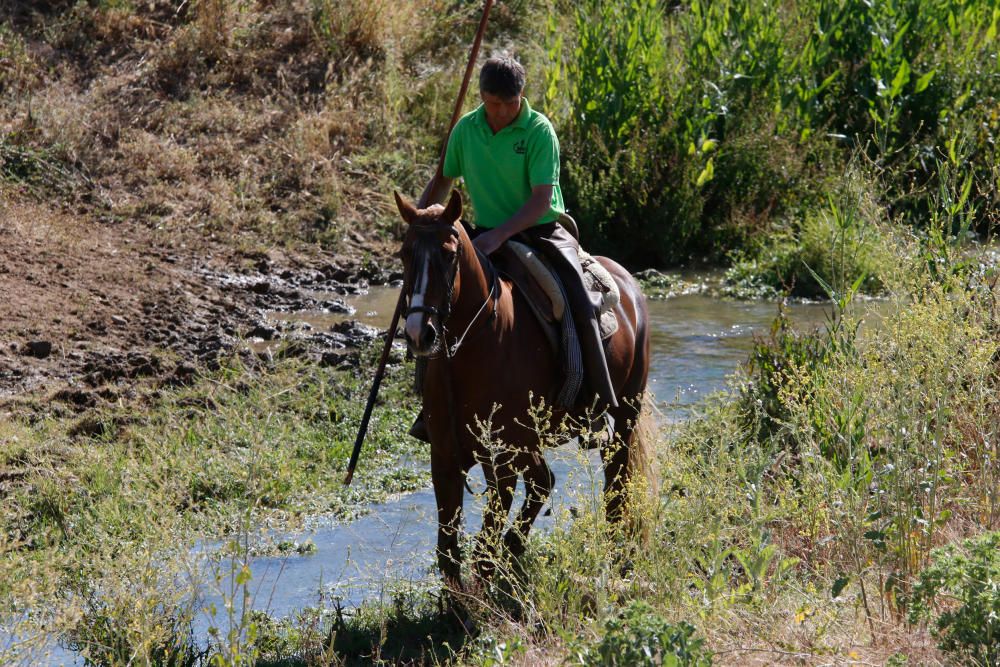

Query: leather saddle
[492,239,620,378]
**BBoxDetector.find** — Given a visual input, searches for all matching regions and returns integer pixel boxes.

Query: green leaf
[889,59,911,99]
[843,272,867,308]
[803,261,834,300]
[958,173,973,210]
[778,557,800,577]
[695,158,714,187]
[987,9,999,44]
[832,576,850,598]
[700,138,717,153]
[891,20,911,50]
[953,88,971,112]
[914,70,935,94]
[816,70,840,95]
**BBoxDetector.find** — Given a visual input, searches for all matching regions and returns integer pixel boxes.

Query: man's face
[481,91,522,132]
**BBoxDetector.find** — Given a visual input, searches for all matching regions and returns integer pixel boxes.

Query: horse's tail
[619,392,658,546]
[627,391,659,504]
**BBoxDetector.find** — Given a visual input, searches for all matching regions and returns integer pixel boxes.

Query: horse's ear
[442,189,462,224]
[394,191,417,224]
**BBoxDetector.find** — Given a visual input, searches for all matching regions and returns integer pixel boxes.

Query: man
[418,55,617,411]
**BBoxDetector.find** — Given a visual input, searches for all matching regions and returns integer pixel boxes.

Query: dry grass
[0,0,489,255]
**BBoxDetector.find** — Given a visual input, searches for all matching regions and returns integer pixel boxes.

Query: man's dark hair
[479,56,525,99]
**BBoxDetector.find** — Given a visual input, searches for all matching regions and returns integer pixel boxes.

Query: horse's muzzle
[404,313,439,357]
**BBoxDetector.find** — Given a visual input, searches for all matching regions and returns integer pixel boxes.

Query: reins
[404,225,501,487]
[444,271,496,358]
[439,242,498,495]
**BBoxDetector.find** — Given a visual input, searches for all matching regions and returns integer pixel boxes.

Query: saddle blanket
[494,240,620,408]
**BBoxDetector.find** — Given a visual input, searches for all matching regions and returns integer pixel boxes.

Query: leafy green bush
[548,0,996,266]
[723,171,897,298]
[908,531,1000,666]
[740,310,831,449]
[581,602,712,667]
[549,0,707,264]
[565,0,666,153]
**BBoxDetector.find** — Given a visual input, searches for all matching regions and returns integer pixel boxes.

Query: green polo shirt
[443,98,566,229]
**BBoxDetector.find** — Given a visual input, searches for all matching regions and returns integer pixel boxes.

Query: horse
[393,189,653,585]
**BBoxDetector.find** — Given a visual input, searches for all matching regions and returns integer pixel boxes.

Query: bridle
[403,222,498,358]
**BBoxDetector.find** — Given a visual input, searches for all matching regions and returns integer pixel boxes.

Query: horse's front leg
[431,449,465,586]
[473,462,517,579]
[504,452,554,558]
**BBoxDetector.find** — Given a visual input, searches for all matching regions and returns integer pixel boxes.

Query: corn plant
[564,0,666,153]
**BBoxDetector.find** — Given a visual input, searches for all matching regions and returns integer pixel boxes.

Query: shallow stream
[17,283,885,665]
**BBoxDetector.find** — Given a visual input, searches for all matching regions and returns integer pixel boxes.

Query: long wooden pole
[344,0,495,486]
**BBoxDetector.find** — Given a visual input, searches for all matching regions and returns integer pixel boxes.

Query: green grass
[722,167,903,299]
[0,347,425,664]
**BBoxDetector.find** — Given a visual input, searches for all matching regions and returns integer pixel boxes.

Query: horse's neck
[451,226,495,324]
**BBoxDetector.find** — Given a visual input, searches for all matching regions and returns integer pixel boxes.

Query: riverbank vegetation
[194,236,993,667]
[0,349,428,665]
[1,0,999,664]
[4,0,994,284]
[199,225,994,666]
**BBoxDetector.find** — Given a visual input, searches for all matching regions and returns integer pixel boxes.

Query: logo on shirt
[513,139,526,155]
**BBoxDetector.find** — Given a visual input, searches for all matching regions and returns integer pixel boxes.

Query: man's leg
[522,223,618,409]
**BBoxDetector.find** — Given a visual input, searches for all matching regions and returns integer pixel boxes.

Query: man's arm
[472,184,553,255]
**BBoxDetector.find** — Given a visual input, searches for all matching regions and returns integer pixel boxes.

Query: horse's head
[394,190,463,357]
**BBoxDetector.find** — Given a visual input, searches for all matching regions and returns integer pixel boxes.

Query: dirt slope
[0,195,398,414]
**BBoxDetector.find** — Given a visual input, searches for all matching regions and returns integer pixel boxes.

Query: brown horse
[394,190,653,584]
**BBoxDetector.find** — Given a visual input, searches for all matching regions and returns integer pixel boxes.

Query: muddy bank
[0,199,401,416]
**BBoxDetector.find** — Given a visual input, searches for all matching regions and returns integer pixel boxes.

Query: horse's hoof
[453,609,478,636]
[473,559,496,581]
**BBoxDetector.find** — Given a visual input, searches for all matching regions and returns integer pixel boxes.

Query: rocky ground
[0,195,401,416]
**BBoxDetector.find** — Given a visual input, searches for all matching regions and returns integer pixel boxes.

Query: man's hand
[472,228,507,255]
[472,184,554,255]
[418,174,455,208]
